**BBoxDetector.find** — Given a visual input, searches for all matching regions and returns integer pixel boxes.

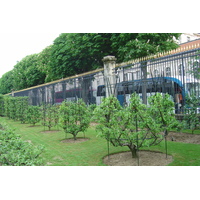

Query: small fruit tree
[59,99,90,140]
[52,104,60,128]
[3,96,11,118]
[16,97,29,123]
[26,105,41,126]
[148,93,180,135]
[41,104,58,131]
[183,94,200,134]
[93,94,164,158]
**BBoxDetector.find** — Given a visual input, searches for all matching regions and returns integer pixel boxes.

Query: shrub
[183,94,200,133]
[16,97,29,123]
[0,95,4,117]
[59,99,90,140]
[93,94,164,158]
[0,123,44,166]
[148,93,181,136]
[26,105,41,126]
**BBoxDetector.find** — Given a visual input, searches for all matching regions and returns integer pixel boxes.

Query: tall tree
[1,33,182,92]
[48,33,115,80]
[12,54,46,90]
[111,33,181,62]
[111,33,181,103]
[48,33,181,81]
[37,45,54,83]
[0,70,14,94]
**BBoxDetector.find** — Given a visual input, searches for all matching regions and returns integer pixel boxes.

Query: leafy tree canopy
[12,54,46,90]
[0,70,14,94]
[46,33,181,81]
[47,33,115,80]
[0,33,182,91]
[110,33,181,62]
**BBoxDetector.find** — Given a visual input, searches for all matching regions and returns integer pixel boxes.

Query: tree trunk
[73,134,77,140]
[128,144,138,158]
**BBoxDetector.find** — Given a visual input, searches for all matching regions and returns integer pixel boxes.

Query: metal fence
[10,47,200,113]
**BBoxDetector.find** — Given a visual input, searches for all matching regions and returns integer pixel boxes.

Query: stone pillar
[102,55,117,97]
[11,89,15,97]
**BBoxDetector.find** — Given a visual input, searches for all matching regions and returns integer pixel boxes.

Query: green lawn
[1,116,200,166]
[0,117,129,166]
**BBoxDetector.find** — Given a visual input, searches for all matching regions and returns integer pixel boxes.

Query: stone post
[11,89,15,97]
[102,55,117,97]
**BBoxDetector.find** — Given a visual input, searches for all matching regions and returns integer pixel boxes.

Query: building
[178,33,200,44]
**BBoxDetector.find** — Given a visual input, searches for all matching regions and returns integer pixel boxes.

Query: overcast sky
[0,33,60,78]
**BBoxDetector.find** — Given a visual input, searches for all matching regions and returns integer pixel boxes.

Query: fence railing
[8,47,200,114]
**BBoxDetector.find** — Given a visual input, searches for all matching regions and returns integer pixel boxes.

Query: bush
[26,105,41,126]
[16,97,29,123]
[0,95,4,117]
[183,94,200,133]
[93,94,163,158]
[93,93,180,158]
[0,123,44,166]
[41,104,59,131]
[59,99,90,140]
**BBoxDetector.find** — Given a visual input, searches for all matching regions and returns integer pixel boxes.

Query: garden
[0,94,200,166]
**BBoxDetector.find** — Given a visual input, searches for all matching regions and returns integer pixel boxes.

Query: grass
[0,117,129,166]
[1,116,200,166]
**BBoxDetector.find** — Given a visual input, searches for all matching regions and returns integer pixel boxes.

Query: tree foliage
[16,97,29,123]
[148,93,181,135]
[4,96,12,119]
[12,54,46,90]
[0,33,181,93]
[93,94,160,158]
[46,33,181,81]
[93,93,179,158]
[2,96,29,123]
[110,33,181,62]
[59,99,90,140]
[41,104,59,131]
[0,123,44,166]
[47,33,114,81]
[0,95,4,116]
[187,50,200,80]
[0,70,14,94]
[183,94,200,133]
[26,105,41,126]
[36,45,54,82]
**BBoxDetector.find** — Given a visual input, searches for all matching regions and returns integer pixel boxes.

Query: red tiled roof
[179,39,200,48]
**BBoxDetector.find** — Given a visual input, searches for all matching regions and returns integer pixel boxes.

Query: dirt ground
[103,151,173,166]
[167,131,200,144]
[103,132,200,166]
[41,125,200,166]
[61,137,89,143]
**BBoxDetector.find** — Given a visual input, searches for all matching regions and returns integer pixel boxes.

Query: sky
[0,33,60,78]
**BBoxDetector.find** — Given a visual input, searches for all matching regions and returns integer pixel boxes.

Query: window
[193,61,199,70]
[178,64,183,76]
[97,85,105,96]
[136,71,141,79]
[154,69,159,77]
[166,67,171,76]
